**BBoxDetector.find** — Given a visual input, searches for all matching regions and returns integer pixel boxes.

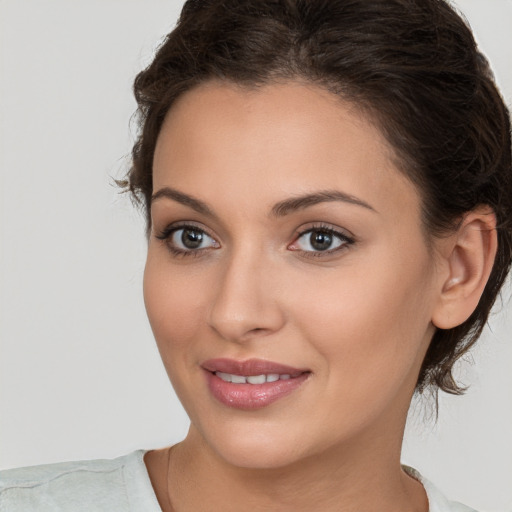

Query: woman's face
[145,81,441,469]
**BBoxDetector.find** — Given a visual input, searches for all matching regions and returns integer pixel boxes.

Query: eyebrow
[151,187,217,218]
[270,190,376,217]
[151,187,376,218]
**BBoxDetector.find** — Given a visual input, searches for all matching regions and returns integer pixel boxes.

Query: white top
[0,450,477,511]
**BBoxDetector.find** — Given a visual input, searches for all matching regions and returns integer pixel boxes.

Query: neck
[167,408,427,512]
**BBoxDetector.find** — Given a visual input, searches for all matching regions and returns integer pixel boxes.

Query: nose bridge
[207,241,284,342]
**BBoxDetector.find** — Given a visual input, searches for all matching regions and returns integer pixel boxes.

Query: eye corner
[288,223,355,258]
[154,222,220,258]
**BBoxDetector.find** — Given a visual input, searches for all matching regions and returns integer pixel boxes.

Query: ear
[432,206,498,329]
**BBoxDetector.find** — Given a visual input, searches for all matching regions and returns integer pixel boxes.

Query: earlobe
[432,207,497,330]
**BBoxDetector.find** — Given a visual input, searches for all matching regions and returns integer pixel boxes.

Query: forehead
[152,80,420,222]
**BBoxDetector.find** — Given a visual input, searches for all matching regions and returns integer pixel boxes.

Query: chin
[217,442,304,470]
[199,423,311,470]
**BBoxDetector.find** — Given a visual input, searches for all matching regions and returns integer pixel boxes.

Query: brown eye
[309,231,334,251]
[293,229,346,253]
[180,228,204,249]
[154,224,220,256]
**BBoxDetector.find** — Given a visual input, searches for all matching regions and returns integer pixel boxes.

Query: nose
[207,248,286,343]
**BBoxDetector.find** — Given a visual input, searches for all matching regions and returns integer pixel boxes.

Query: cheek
[143,251,216,414]
[143,250,206,360]
[290,250,435,393]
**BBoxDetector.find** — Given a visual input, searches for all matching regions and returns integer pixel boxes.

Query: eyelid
[155,221,220,256]
[154,220,354,259]
[155,220,215,239]
[288,223,355,256]
[292,222,355,241]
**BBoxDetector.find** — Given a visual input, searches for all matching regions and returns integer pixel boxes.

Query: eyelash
[155,222,355,259]
[291,223,355,258]
[155,223,217,259]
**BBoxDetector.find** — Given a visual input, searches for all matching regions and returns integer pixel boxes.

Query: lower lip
[205,371,310,410]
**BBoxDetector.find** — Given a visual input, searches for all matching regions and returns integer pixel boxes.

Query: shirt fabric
[0,450,477,511]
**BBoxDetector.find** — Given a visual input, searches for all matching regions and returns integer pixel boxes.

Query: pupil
[311,231,332,251]
[182,229,203,249]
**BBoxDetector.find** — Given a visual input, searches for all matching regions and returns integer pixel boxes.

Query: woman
[1,0,511,510]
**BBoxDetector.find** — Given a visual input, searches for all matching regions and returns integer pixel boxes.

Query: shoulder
[0,450,160,512]
[402,465,478,512]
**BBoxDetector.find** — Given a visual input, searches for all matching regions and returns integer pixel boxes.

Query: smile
[215,372,294,384]
[202,359,311,410]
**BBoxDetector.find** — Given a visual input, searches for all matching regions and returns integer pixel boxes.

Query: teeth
[215,372,297,384]
[247,374,266,384]
[216,372,232,383]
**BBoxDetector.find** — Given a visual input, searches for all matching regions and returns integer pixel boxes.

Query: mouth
[201,358,311,410]
[214,372,298,384]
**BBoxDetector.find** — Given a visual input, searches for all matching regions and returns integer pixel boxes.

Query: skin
[142,81,495,511]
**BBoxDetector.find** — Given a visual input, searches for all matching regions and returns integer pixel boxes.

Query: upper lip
[201,358,308,376]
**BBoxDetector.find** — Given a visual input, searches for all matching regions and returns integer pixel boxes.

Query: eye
[156,224,220,256]
[288,226,354,256]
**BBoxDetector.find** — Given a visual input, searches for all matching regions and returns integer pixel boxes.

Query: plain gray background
[0,1,511,511]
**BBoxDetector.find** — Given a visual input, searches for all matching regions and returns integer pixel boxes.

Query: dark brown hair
[125,0,512,394]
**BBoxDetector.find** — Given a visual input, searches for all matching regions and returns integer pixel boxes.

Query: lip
[202,358,311,410]
[201,358,308,376]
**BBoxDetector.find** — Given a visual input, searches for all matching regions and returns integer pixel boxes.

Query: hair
[124,0,512,395]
